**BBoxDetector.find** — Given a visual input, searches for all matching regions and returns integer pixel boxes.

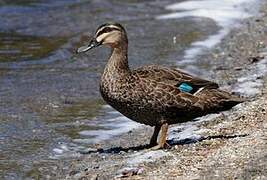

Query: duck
[76,22,243,149]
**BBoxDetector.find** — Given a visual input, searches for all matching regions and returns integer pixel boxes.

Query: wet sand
[63,1,267,179]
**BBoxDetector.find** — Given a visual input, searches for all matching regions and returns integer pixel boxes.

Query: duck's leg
[150,122,170,150]
[149,125,161,147]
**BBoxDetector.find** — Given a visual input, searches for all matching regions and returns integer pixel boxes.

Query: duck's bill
[76,39,101,53]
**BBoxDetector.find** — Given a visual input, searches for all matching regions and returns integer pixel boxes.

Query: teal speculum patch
[178,83,193,93]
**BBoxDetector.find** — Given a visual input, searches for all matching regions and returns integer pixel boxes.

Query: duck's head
[77,22,127,53]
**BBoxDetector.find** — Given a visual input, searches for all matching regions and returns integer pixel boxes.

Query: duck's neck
[104,43,131,77]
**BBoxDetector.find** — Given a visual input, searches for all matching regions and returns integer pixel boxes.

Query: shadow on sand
[80,134,248,154]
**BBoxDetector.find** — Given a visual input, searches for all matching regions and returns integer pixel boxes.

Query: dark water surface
[0,0,227,179]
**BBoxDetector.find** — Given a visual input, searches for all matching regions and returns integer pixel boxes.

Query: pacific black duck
[77,22,243,149]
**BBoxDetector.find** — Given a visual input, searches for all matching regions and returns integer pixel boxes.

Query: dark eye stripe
[96,27,120,37]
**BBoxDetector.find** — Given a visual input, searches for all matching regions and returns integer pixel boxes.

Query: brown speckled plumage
[77,22,243,149]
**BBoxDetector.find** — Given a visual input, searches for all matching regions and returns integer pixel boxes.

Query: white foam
[233,58,267,97]
[53,148,64,154]
[75,116,141,144]
[169,124,200,141]
[157,0,259,62]
[236,82,261,96]
[165,0,255,11]
[168,113,222,143]
[51,142,84,159]
[183,47,203,60]
[192,29,229,48]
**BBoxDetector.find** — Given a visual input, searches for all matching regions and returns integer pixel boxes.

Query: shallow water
[0,0,260,179]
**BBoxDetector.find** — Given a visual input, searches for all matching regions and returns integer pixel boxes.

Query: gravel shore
[63,1,267,179]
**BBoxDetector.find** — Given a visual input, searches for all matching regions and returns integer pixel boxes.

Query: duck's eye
[102,27,113,34]
[97,27,120,37]
[97,27,113,36]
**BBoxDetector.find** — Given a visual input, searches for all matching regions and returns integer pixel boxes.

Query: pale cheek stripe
[96,33,109,42]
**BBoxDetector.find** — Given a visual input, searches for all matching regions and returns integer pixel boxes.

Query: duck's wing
[132,65,219,92]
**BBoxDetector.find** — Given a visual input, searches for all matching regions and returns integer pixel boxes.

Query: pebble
[234,66,243,71]
[117,167,144,178]
[248,55,264,63]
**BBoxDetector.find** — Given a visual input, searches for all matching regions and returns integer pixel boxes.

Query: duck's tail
[195,88,245,112]
[221,95,245,110]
